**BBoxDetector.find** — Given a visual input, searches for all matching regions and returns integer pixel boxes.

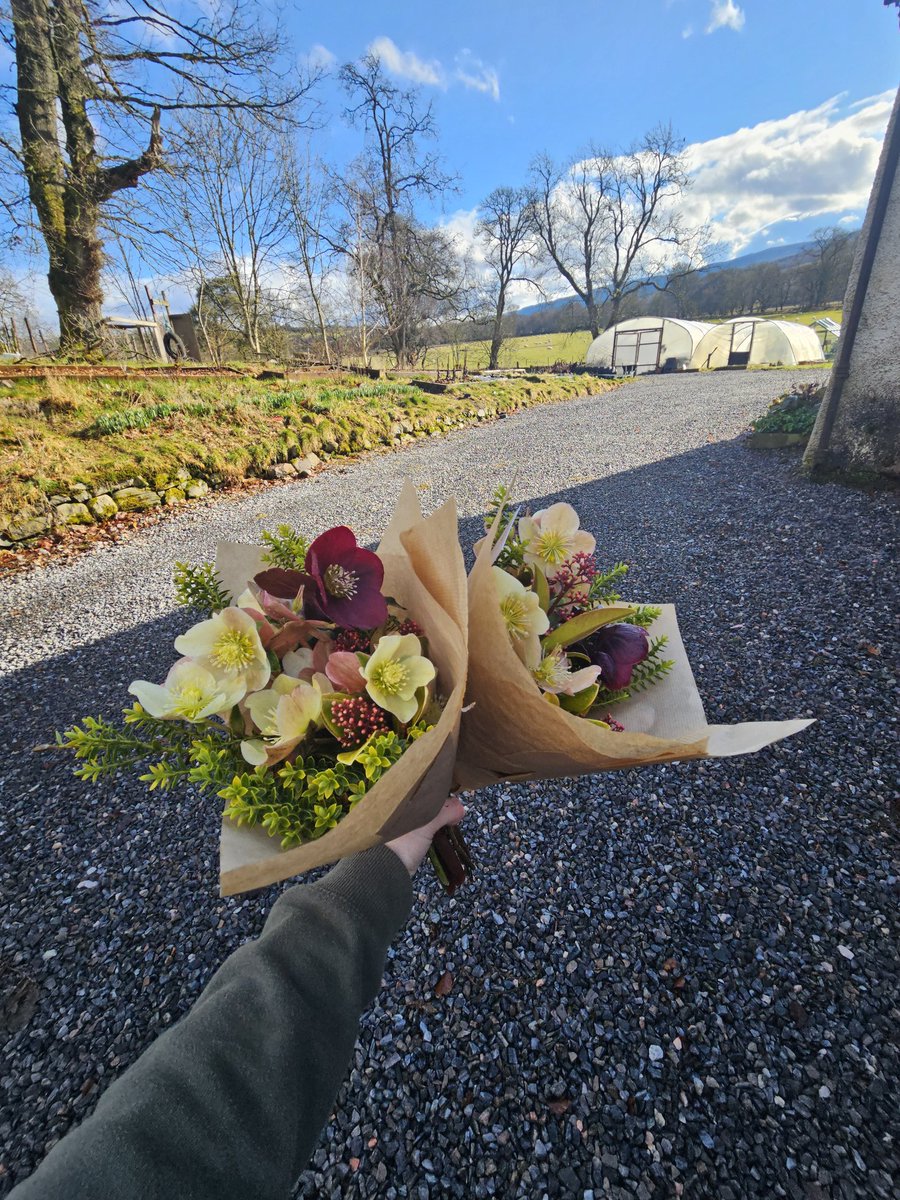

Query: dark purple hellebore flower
[254,526,387,628]
[583,623,650,691]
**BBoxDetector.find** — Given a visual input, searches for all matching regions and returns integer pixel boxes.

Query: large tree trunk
[488,287,506,369]
[587,300,601,339]
[11,0,161,352]
[50,197,104,348]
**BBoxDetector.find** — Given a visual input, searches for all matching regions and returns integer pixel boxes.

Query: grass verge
[0,371,621,534]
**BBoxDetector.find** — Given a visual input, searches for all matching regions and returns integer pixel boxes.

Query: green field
[422,308,843,371]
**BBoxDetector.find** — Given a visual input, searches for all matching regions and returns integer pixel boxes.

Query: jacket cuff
[314,844,414,938]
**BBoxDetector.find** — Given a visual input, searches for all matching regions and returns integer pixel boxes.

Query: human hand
[385,796,467,876]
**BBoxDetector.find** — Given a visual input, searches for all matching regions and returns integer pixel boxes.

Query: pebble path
[1,369,897,1199]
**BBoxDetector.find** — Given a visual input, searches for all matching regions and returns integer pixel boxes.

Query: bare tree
[2,0,310,351]
[278,142,337,365]
[598,125,709,329]
[531,126,710,335]
[800,226,857,309]
[477,185,540,369]
[529,152,610,338]
[336,53,463,366]
[156,110,291,358]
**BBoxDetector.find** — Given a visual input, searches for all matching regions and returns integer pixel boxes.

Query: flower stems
[429,824,474,895]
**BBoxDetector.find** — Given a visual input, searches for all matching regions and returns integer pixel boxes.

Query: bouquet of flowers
[481,486,673,723]
[455,488,812,788]
[60,485,469,895]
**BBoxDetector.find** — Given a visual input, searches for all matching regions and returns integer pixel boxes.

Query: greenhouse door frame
[728,320,756,367]
[611,325,664,374]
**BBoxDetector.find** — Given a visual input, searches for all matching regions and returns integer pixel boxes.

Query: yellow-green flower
[175,606,270,694]
[362,633,435,723]
[129,659,244,722]
[240,675,323,766]
[518,502,596,578]
[493,566,549,669]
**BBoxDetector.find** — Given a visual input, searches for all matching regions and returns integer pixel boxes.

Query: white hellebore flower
[240,674,323,766]
[492,566,550,670]
[532,647,602,695]
[174,606,270,697]
[518,502,596,578]
[362,634,435,724]
[129,659,244,722]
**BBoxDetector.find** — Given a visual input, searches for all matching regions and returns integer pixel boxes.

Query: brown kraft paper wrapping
[454,527,813,791]
[217,481,468,895]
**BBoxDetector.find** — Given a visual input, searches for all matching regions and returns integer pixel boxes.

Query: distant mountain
[514,241,813,318]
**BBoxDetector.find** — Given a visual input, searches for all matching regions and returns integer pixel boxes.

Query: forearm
[10,845,413,1200]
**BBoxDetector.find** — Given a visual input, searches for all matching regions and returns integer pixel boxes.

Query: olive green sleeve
[10,845,414,1200]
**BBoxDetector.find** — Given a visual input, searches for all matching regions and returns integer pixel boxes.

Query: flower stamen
[323,563,358,599]
[211,629,257,671]
[499,595,530,640]
[370,660,410,696]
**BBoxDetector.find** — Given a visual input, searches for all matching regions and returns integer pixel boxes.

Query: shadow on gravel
[1,437,897,1197]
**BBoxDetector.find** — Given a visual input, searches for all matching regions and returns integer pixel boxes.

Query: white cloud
[454,50,500,101]
[682,25,694,38]
[305,43,336,71]
[706,1,745,34]
[368,36,444,87]
[682,91,892,255]
[367,37,501,100]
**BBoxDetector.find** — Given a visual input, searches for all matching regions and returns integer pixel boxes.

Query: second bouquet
[455,488,812,789]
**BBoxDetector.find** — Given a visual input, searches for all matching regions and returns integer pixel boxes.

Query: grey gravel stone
[0,370,897,1200]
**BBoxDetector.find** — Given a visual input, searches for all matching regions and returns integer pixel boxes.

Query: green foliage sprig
[173,561,231,613]
[485,484,526,571]
[59,703,430,851]
[261,524,310,569]
[587,561,630,605]
[623,604,663,629]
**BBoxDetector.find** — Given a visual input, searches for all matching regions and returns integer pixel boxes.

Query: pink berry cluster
[331,697,389,748]
[334,628,371,653]
[397,618,424,637]
[552,551,599,597]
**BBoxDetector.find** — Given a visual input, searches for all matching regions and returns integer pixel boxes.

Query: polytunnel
[585,317,714,374]
[690,317,825,369]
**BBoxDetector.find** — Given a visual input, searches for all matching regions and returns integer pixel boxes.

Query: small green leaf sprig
[260,524,309,569]
[58,704,433,849]
[173,562,231,613]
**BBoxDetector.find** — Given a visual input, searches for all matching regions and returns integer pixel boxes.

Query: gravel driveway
[1,369,897,1199]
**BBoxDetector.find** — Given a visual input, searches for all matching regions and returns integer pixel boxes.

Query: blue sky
[303,0,897,257]
[2,0,897,319]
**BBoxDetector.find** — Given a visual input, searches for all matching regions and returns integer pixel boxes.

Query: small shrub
[752,384,824,436]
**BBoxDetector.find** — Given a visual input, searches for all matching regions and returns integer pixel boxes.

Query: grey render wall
[805,87,900,476]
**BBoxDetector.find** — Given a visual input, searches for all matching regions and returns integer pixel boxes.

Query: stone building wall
[806,88,900,477]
